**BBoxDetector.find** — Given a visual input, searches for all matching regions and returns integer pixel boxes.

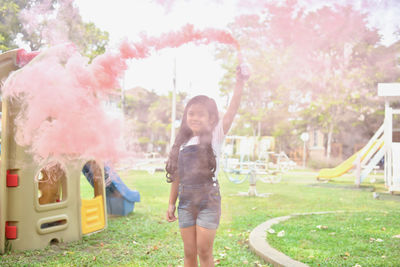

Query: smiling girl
[166,63,249,267]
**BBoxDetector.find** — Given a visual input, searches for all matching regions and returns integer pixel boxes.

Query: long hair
[166,95,219,183]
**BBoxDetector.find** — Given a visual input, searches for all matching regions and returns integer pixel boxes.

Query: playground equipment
[317,126,384,183]
[378,83,400,193]
[83,163,140,216]
[0,49,123,252]
[222,152,292,197]
[222,136,294,196]
[223,135,276,162]
[317,83,400,193]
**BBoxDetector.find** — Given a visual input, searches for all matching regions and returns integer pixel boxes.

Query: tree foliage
[0,0,108,60]
[217,0,400,157]
[0,0,28,51]
[123,87,187,154]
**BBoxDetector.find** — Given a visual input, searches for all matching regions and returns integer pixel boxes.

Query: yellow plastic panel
[81,195,105,234]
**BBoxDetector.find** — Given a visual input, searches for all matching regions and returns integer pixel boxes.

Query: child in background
[166,63,249,266]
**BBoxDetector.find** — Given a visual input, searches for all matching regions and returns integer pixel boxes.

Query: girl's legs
[180,226,198,267]
[196,226,217,267]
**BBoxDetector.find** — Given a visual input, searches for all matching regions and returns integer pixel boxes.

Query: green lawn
[0,169,399,266]
[266,172,400,267]
[268,211,400,266]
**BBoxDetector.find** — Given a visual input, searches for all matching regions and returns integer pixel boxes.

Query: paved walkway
[249,211,342,267]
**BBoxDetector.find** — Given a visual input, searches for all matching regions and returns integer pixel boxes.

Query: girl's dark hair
[166,95,219,183]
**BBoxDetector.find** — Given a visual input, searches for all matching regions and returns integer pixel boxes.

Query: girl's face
[186,103,213,136]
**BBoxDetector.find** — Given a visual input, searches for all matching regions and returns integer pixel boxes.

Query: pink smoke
[3,44,126,163]
[2,24,240,164]
[119,24,240,59]
[154,0,177,13]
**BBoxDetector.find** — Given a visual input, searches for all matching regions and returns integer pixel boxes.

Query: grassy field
[266,172,400,267]
[268,211,400,266]
[0,169,399,266]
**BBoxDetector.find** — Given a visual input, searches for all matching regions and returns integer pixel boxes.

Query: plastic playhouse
[0,49,139,253]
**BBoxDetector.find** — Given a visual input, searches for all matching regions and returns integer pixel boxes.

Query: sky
[75,0,238,109]
[74,0,400,109]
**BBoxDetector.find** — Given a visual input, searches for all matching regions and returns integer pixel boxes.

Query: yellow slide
[317,139,383,179]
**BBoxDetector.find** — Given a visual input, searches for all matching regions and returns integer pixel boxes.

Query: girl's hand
[166,204,177,222]
[237,63,251,82]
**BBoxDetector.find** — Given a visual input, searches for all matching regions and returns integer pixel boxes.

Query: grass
[0,169,399,266]
[265,171,400,267]
[268,212,400,266]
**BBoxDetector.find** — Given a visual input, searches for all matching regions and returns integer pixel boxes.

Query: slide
[82,163,140,216]
[317,138,383,179]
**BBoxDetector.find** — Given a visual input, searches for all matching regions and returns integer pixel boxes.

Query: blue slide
[82,163,140,216]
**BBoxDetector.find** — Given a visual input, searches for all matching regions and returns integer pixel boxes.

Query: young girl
[166,63,249,266]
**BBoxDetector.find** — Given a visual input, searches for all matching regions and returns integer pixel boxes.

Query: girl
[166,63,249,266]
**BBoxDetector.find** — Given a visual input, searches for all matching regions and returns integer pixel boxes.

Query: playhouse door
[81,195,105,234]
[81,160,106,235]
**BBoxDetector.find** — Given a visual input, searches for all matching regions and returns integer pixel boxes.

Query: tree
[217,1,400,158]
[123,86,187,155]
[0,0,28,51]
[217,14,292,140]
[0,0,108,60]
[295,5,398,159]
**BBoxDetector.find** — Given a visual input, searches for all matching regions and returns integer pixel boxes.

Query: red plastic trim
[16,49,40,67]
[6,170,18,187]
[5,222,17,239]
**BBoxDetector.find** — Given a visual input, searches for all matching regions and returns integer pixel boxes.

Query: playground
[1,169,399,266]
[1,0,400,266]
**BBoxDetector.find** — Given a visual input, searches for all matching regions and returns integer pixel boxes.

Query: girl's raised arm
[222,64,250,134]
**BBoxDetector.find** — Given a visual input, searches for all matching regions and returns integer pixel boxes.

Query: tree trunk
[326,123,334,159]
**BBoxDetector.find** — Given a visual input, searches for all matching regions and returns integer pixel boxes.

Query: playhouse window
[37,162,67,205]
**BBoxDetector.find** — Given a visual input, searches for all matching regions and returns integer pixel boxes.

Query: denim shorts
[177,183,221,229]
